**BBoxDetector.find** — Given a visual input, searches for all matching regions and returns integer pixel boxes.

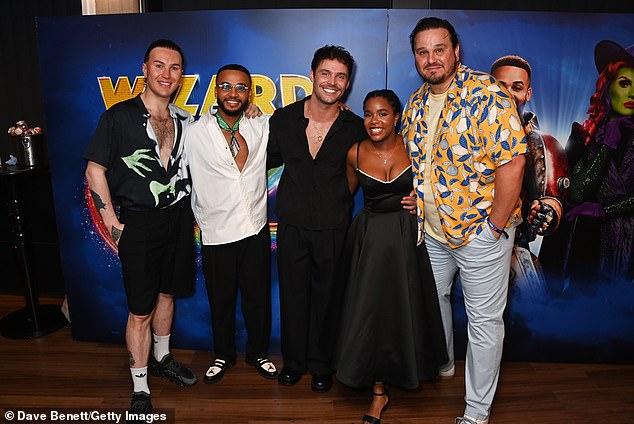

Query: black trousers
[201,226,271,362]
[277,222,347,375]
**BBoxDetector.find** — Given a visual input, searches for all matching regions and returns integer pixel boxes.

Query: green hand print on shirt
[122,149,153,177]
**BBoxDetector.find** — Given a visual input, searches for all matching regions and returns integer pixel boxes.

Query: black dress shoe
[204,358,234,384]
[278,366,302,386]
[246,356,279,379]
[311,373,332,392]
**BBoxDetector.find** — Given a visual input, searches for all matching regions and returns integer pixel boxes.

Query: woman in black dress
[335,90,447,424]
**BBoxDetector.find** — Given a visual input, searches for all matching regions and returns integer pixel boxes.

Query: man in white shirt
[186,64,277,383]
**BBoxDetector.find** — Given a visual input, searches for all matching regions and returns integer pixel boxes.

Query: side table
[0,165,67,338]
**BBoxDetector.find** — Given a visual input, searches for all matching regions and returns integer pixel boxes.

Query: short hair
[311,45,355,77]
[216,63,252,85]
[410,17,460,53]
[143,39,185,68]
[490,55,532,81]
[363,89,402,116]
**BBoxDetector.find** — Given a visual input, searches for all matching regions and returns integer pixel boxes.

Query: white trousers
[425,223,515,421]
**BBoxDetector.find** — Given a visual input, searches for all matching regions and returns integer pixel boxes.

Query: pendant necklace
[372,144,395,165]
[310,121,327,144]
[306,105,334,145]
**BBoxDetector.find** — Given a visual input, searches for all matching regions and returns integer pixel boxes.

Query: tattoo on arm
[111,225,122,244]
[90,190,106,211]
[128,351,136,367]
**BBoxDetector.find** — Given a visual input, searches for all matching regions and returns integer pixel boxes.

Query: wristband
[486,218,509,239]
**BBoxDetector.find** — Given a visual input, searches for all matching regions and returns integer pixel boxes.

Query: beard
[218,99,248,117]
[424,58,459,85]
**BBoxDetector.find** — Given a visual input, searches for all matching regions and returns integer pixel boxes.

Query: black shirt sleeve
[267,111,284,170]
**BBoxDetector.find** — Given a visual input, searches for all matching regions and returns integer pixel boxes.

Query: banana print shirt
[85,95,193,210]
[401,65,527,248]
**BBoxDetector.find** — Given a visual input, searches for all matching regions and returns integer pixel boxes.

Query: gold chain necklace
[371,144,395,165]
[308,121,328,143]
[306,105,335,144]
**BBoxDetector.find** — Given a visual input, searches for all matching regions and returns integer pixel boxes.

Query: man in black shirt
[84,39,197,419]
[267,45,367,392]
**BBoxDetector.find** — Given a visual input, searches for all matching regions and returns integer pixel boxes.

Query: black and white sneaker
[149,354,198,386]
[126,391,151,424]
[204,358,235,384]
[246,356,278,379]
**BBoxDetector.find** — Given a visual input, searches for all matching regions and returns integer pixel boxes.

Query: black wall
[1,1,82,296]
[0,0,630,296]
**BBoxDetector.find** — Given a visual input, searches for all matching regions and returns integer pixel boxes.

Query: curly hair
[311,45,355,78]
[582,60,630,144]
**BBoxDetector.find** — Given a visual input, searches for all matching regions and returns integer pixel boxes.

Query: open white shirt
[186,107,269,245]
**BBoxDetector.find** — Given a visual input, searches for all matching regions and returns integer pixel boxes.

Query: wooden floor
[1,295,633,424]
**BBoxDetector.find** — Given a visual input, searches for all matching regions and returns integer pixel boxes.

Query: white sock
[130,367,150,394]
[152,333,170,362]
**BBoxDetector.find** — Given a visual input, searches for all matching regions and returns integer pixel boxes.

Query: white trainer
[455,415,489,424]
[439,363,455,378]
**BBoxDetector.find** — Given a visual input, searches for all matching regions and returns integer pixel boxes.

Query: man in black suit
[267,45,366,392]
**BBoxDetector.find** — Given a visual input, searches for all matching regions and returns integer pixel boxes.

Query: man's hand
[401,190,417,215]
[111,224,124,245]
[527,197,561,237]
[244,103,263,118]
[337,102,351,112]
[86,161,124,249]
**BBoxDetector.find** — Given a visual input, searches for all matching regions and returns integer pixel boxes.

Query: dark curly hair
[311,45,354,77]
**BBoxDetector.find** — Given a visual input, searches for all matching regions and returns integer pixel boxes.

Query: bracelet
[486,218,509,239]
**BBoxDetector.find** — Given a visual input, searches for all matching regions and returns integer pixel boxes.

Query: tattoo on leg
[128,351,136,367]
[111,226,122,244]
[90,190,106,211]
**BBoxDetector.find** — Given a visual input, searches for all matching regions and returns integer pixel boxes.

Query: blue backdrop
[37,9,633,362]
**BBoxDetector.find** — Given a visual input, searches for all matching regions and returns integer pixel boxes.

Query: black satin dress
[334,162,447,389]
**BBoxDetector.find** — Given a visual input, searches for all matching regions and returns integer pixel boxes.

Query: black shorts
[118,198,196,316]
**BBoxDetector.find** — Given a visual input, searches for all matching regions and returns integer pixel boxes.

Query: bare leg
[152,293,174,336]
[145,292,197,386]
[126,312,152,369]
[363,382,389,423]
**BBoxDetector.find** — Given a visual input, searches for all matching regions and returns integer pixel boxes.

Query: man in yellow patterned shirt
[401,17,527,424]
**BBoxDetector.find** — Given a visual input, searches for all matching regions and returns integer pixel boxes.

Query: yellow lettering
[99,73,314,114]
[98,76,145,109]
[251,75,277,114]
[200,75,217,116]
[172,75,199,116]
[280,74,312,107]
